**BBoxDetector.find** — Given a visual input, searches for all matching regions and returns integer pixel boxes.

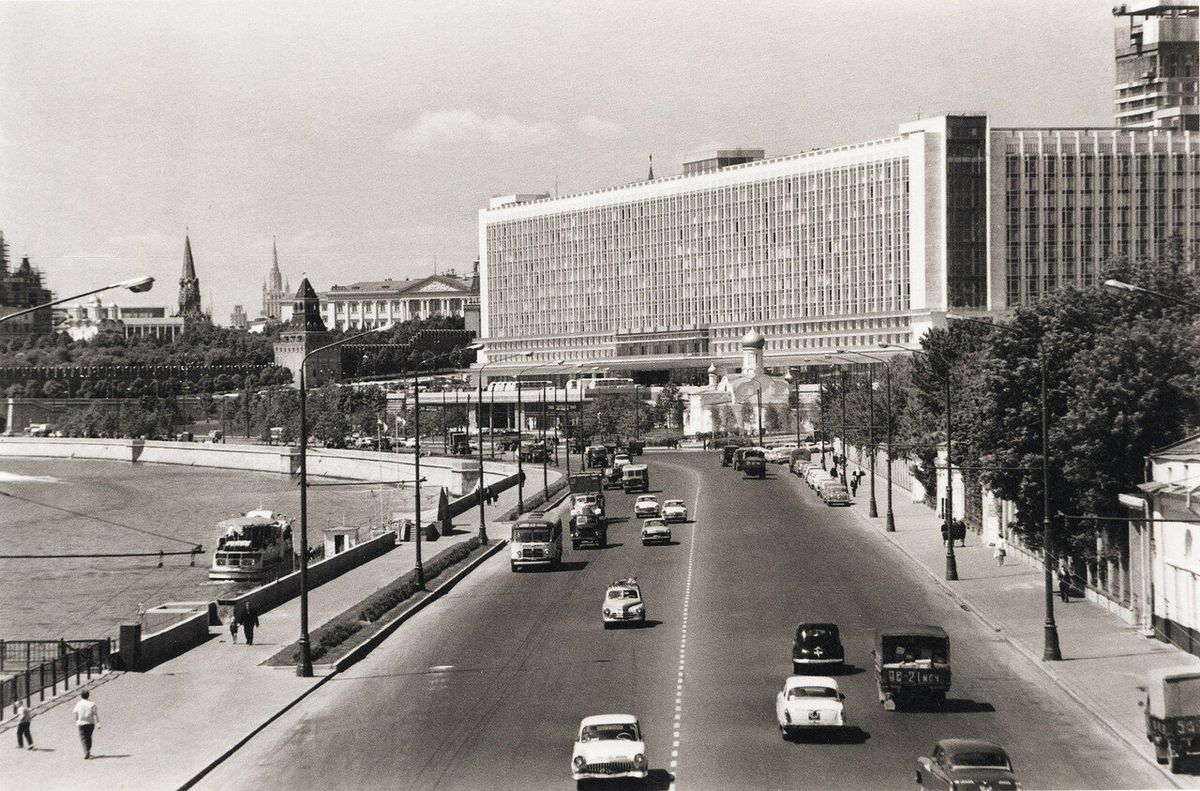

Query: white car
[603,578,646,627]
[612,453,632,471]
[766,444,798,464]
[661,499,688,522]
[775,675,846,738]
[633,495,660,518]
[641,518,672,545]
[571,714,649,784]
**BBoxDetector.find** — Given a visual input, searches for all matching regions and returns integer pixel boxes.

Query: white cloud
[392,110,559,151]
[577,114,624,139]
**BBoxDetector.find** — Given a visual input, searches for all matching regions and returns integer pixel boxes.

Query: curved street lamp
[475,351,532,543]
[1103,279,1200,310]
[0,276,155,326]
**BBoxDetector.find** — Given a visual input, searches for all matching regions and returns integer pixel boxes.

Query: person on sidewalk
[229,607,240,644]
[72,690,98,759]
[241,603,260,645]
[993,535,1008,566]
[15,702,33,749]
[953,518,968,548]
[1059,573,1072,603]
[850,472,860,497]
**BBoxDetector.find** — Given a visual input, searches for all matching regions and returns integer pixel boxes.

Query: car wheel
[510,563,518,572]
[1170,753,1185,773]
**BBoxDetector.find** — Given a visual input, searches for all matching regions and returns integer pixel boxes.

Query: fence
[0,639,111,716]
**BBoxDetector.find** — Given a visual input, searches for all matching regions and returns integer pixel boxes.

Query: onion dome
[740,329,766,349]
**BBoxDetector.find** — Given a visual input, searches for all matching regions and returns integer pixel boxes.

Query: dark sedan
[916,738,1020,790]
[792,622,845,671]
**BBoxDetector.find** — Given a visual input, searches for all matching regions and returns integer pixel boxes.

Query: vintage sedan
[775,676,846,737]
[602,578,646,627]
[641,518,672,545]
[916,739,1020,790]
[571,714,649,786]
[662,499,688,522]
[792,622,845,671]
[633,494,660,518]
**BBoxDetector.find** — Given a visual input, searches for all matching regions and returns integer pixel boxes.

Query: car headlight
[573,755,586,769]
[633,753,646,769]
[784,710,792,723]
[632,605,644,614]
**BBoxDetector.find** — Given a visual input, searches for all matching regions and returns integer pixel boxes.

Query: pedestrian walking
[15,702,33,749]
[849,472,860,497]
[72,690,98,759]
[229,607,240,644]
[1059,573,1072,603]
[241,603,260,645]
[830,464,839,481]
[993,535,1008,566]
[953,518,968,547]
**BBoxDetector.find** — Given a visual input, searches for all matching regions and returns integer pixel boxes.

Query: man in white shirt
[72,690,99,759]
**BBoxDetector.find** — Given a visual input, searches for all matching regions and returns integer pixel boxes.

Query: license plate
[886,669,946,685]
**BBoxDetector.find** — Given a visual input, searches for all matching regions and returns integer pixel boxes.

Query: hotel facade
[478,114,1200,377]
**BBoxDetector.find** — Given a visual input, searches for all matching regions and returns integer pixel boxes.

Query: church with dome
[681,329,795,437]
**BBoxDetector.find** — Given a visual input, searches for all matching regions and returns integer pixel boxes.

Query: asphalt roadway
[201,451,1169,791]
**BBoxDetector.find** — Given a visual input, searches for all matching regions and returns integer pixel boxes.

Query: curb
[837,493,1183,789]
[177,536,510,791]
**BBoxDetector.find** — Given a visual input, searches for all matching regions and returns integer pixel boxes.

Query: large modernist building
[477,113,1200,377]
[1114,2,1199,130]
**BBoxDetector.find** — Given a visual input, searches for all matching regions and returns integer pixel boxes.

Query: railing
[0,639,111,716]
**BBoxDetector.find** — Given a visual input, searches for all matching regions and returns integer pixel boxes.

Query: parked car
[662,499,688,522]
[571,714,649,784]
[775,676,847,738]
[792,622,845,671]
[820,481,851,506]
[916,739,1020,790]
[633,495,660,518]
[602,578,646,628]
[641,518,672,545]
[791,460,812,478]
[806,468,833,490]
[765,444,798,464]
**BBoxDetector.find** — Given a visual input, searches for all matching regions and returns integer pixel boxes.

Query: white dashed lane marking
[668,493,699,786]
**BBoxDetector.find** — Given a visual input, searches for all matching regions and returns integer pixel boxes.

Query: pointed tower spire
[648,154,654,181]
[178,233,202,318]
[288,277,327,332]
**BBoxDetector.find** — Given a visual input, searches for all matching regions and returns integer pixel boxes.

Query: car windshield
[801,627,836,640]
[645,520,666,528]
[951,750,1010,769]
[788,686,838,700]
[580,723,640,742]
[608,589,638,599]
[666,501,683,507]
[513,527,553,542]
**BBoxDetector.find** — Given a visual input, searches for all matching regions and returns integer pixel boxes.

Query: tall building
[478,113,1200,377]
[273,278,342,387]
[261,238,291,320]
[1114,2,1200,130]
[177,234,203,318]
[0,232,53,340]
[319,272,474,331]
[229,304,248,330]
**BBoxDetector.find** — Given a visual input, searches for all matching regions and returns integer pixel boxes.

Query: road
[202,451,1168,790]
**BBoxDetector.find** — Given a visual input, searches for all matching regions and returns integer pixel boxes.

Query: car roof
[795,622,839,632]
[784,675,840,691]
[877,624,948,639]
[664,500,684,505]
[636,493,657,499]
[580,714,639,727]
[937,738,1007,755]
[643,518,666,524]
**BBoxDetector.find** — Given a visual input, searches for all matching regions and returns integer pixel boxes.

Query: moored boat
[210,510,294,582]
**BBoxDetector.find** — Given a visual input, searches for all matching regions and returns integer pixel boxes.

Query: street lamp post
[839,366,848,486]
[1103,279,1200,309]
[881,342,958,581]
[295,322,395,677]
[866,361,878,518]
[476,351,532,543]
[854,348,897,532]
[946,314,1061,660]
[0,276,154,327]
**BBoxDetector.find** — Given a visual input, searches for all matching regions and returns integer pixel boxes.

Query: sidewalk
[833,459,1200,788]
[0,485,525,791]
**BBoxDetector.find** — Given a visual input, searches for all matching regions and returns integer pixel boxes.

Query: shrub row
[294,535,484,664]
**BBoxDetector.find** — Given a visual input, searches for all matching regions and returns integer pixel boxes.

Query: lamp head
[944,312,965,322]
[118,276,155,293]
[1103,279,1139,294]
[465,343,484,351]
[373,321,397,333]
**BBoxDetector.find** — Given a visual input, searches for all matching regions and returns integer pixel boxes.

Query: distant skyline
[2,1,1122,322]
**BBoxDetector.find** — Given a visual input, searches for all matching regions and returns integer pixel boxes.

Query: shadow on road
[579,769,674,790]
[544,561,589,573]
[903,697,995,714]
[785,726,870,745]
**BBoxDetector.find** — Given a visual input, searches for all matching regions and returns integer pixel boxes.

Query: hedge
[293,535,484,663]
[499,477,569,522]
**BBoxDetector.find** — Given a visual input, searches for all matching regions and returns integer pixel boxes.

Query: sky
[1,0,1123,324]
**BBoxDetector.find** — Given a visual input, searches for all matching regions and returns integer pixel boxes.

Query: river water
[0,457,414,640]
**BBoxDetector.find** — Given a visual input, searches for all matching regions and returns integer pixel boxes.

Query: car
[571,494,604,519]
[806,468,833,490]
[820,481,851,506]
[775,676,847,738]
[571,714,649,785]
[792,622,845,671]
[661,499,688,522]
[791,460,812,478]
[602,578,646,627]
[765,444,798,464]
[612,453,632,471]
[916,739,1020,791]
[641,518,672,545]
[633,494,660,518]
